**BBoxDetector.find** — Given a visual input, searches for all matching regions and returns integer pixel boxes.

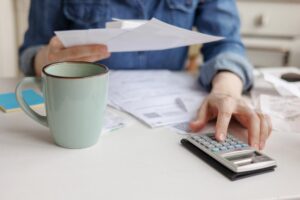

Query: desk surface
[1,78,300,200]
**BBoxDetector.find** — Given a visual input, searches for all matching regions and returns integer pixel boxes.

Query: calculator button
[229,141,237,145]
[203,141,210,147]
[220,146,227,151]
[211,148,220,152]
[235,144,242,148]
[242,144,249,147]
[215,143,222,147]
[227,145,235,150]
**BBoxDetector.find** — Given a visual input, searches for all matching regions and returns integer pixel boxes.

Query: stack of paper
[258,94,300,133]
[108,70,206,128]
[55,18,222,52]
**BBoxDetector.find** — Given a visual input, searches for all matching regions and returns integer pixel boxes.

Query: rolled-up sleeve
[19,0,67,76]
[194,0,253,92]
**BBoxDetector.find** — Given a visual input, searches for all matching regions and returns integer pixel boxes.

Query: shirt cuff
[198,52,254,93]
[19,45,44,76]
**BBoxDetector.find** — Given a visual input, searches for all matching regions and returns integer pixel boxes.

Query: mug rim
[42,61,109,79]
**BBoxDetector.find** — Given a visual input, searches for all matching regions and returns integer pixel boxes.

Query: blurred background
[1,0,300,78]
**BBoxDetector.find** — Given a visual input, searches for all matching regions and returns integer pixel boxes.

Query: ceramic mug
[15,62,109,149]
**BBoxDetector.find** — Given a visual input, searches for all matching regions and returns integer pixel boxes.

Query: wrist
[211,71,243,98]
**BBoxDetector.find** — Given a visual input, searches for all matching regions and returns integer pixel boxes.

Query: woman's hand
[34,36,111,76]
[190,71,272,150]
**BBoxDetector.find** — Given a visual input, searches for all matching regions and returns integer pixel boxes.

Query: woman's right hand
[34,36,111,76]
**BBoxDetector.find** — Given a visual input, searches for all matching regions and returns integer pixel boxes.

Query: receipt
[263,73,300,97]
[260,95,300,119]
[259,94,300,133]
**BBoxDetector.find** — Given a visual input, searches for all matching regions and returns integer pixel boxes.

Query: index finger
[215,99,235,142]
[49,36,64,49]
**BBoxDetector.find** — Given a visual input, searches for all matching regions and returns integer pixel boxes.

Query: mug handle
[15,77,48,127]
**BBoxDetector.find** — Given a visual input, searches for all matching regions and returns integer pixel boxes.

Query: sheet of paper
[55,18,222,52]
[259,94,300,133]
[168,121,215,135]
[106,19,147,29]
[102,109,130,134]
[259,95,300,119]
[263,73,300,97]
[108,70,206,128]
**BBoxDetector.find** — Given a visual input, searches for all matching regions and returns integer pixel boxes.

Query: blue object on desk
[0,89,44,113]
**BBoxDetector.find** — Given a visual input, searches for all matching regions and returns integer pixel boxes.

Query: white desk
[1,78,300,200]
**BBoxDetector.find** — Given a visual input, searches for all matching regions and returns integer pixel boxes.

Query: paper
[168,121,215,135]
[106,19,147,29]
[259,94,300,133]
[55,18,222,52]
[0,89,44,113]
[263,73,300,97]
[108,70,206,128]
[259,95,300,119]
[102,109,130,134]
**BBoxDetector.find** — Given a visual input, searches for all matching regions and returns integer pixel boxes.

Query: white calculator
[182,133,277,174]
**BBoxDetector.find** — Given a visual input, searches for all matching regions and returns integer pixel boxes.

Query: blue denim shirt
[20,0,253,92]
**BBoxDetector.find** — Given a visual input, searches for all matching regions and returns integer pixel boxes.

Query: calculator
[182,133,277,174]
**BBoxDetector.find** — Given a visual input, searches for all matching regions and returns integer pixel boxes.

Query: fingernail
[219,134,225,141]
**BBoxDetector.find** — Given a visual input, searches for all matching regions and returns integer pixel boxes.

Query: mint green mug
[15,62,109,149]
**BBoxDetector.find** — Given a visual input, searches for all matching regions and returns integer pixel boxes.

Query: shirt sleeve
[19,0,67,76]
[194,0,254,92]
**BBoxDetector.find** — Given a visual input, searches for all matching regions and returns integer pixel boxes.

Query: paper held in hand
[55,18,223,52]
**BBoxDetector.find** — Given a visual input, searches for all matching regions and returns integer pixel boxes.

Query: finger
[50,45,110,61]
[214,97,236,142]
[257,113,269,150]
[247,111,260,149]
[189,100,209,132]
[49,36,64,49]
[265,114,273,138]
[66,53,111,62]
[215,110,232,142]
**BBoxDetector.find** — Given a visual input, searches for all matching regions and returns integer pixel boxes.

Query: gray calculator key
[242,143,249,147]
[216,143,222,147]
[212,148,220,152]
[203,141,210,147]
[235,144,242,148]
[220,146,227,151]
[228,145,235,150]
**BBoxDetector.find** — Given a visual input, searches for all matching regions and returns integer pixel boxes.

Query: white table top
[1,77,300,200]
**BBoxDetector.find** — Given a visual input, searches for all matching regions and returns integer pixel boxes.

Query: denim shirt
[20,0,253,92]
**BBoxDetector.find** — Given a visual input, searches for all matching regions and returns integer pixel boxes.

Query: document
[259,94,300,133]
[55,18,222,52]
[108,70,206,128]
[263,73,300,97]
[102,109,130,134]
[168,121,215,135]
[259,95,300,119]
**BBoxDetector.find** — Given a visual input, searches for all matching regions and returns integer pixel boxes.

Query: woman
[20,0,272,149]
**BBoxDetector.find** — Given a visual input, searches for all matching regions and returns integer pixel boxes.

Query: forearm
[211,71,243,98]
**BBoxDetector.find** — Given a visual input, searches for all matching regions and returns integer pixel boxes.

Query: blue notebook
[0,89,44,113]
